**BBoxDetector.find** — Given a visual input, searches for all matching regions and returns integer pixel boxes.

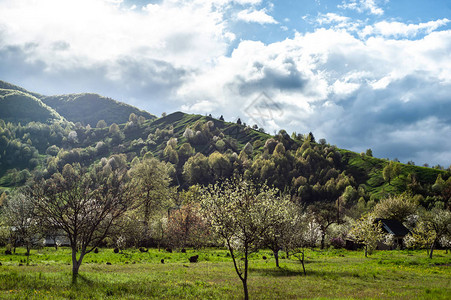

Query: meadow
[0,247,450,299]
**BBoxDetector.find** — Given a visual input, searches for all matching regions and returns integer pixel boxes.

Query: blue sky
[0,0,450,167]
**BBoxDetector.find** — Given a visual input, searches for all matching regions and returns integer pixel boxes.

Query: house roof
[376,219,410,237]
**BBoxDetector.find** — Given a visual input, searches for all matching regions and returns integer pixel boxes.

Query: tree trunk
[72,261,81,284]
[243,250,249,300]
[241,278,249,300]
[300,251,306,275]
[364,245,368,258]
[320,232,326,249]
[273,249,279,268]
[26,243,30,265]
[429,241,435,259]
[71,248,85,284]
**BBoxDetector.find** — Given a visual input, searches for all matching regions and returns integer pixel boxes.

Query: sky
[0,0,450,167]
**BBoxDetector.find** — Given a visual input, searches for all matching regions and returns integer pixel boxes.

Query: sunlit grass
[0,247,449,299]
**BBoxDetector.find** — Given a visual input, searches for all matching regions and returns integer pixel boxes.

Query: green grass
[0,247,449,299]
[339,149,448,200]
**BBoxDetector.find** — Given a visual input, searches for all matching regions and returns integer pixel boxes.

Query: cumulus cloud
[0,0,450,166]
[237,8,278,24]
[316,13,350,26]
[180,25,451,165]
[0,0,240,112]
[361,19,450,38]
[339,0,386,16]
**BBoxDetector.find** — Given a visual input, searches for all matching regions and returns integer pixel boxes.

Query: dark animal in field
[181,248,186,253]
[94,248,99,253]
[161,259,164,264]
[106,262,112,265]
[113,248,119,253]
[189,255,199,263]
[262,256,267,260]
[165,248,172,253]
[5,250,11,255]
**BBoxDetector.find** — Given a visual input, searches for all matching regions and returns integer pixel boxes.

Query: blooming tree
[201,178,289,300]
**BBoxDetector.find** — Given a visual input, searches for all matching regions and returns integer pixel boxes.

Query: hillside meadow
[0,247,449,299]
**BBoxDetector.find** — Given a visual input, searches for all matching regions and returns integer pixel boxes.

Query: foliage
[383,161,401,185]
[405,208,451,258]
[128,157,173,244]
[27,161,135,279]
[42,93,155,126]
[1,191,40,257]
[350,214,385,257]
[0,89,62,124]
[166,202,210,249]
[201,178,291,300]
[372,194,417,222]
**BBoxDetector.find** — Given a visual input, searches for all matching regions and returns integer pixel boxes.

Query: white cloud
[339,0,385,16]
[361,19,450,38]
[237,8,278,24]
[317,13,350,25]
[0,0,450,165]
[179,24,451,164]
[0,0,232,73]
[233,0,262,4]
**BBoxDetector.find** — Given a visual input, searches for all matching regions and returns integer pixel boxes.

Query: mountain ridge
[0,80,448,210]
[0,80,156,126]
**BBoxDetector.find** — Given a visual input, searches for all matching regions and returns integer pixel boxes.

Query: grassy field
[0,247,450,299]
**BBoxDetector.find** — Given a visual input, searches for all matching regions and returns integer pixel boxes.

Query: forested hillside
[0,89,62,124]
[0,80,156,126]
[0,82,449,212]
[41,93,155,126]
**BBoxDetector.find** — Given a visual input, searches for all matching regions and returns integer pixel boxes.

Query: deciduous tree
[371,194,417,223]
[350,214,385,257]
[128,157,173,242]
[406,208,451,258]
[383,161,401,185]
[2,191,40,259]
[201,178,287,300]
[28,162,135,281]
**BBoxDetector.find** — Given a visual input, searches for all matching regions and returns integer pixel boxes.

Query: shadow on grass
[250,265,376,280]
[250,266,305,277]
[72,274,95,286]
[66,273,162,298]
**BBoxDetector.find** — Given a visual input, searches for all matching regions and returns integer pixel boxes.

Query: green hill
[0,81,448,209]
[340,149,448,200]
[41,93,156,127]
[0,89,63,124]
[0,80,42,98]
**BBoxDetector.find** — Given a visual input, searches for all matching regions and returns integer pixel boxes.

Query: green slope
[146,111,270,155]
[0,80,42,98]
[0,80,448,202]
[340,149,447,199]
[41,93,156,126]
[0,89,63,124]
